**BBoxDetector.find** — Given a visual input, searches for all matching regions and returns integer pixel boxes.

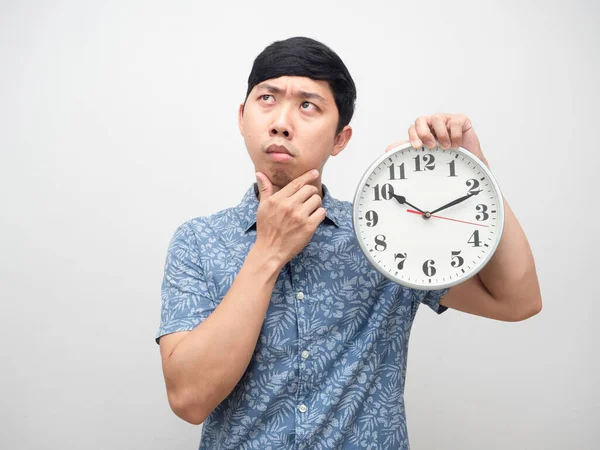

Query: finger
[448,118,463,149]
[279,169,319,198]
[307,207,327,227]
[385,139,410,153]
[299,193,322,216]
[255,172,273,200]
[431,114,451,149]
[290,184,320,205]
[415,117,436,148]
[408,125,423,148]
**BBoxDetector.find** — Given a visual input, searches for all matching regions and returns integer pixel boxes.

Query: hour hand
[391,193,426,214]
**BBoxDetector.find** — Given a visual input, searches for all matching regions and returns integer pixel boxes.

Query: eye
[260,94,275,103]
[301,101,316,111]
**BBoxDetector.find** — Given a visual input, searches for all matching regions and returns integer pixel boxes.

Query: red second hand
[406,209,489,228]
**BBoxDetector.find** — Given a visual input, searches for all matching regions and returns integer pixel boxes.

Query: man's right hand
[161,168,326,425]
[254,169,326,267]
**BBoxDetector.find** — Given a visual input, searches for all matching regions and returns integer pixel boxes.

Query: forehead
[254,76,333,100]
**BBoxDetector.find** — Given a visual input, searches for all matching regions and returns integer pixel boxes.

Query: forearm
[478,197,542,316]
[165,244,283,423]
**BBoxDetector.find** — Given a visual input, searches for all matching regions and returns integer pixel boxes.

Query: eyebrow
[256,83,327,103]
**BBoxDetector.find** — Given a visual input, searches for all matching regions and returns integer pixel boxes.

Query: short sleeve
[155,221,215,344]
[418,288,450,315]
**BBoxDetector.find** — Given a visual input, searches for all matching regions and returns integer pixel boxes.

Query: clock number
[422,259,436,277]
[475,204,489,221]
[448,160,457,177]
[388,163,407,180]
[413,154,435,172]
[468,230,482,247]
[451,250,464,268]
[365,210,379,227]
[466,178,480,194]
[373,183,394,201]
[374,235,387,251]
[394,252,407,270]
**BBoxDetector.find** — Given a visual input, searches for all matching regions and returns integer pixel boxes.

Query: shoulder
[335,199,354,227]
[171,204,241,244]
[332,197,353,215]
[323,189,354,230]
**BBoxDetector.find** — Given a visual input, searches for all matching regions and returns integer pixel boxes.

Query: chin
[270,168,293,187]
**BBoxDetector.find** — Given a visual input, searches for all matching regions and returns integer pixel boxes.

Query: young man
[155,37,542,449]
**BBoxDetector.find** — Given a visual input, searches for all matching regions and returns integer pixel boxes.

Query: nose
[269,106,293,139]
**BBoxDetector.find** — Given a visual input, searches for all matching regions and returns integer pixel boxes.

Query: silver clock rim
[351,143,505,291]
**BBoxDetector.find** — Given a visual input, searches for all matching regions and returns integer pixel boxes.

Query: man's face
[238,76,352,191]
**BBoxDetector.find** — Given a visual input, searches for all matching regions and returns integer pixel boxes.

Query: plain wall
[1,0,598,449]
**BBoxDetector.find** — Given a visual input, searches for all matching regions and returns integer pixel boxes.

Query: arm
[400,113,542,321]
[159,245,281,425]
[159,169,325,425]
[440,196,542,321]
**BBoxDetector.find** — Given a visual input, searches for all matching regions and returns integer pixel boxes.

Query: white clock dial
[353,143,505,290]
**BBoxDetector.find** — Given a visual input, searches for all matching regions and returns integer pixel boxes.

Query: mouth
[266,144,294,162]
[266,144,292,156]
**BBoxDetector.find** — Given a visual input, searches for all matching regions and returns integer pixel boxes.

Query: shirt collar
[237,183,343,232]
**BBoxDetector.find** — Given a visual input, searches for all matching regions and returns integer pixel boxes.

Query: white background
[1,1,598,449]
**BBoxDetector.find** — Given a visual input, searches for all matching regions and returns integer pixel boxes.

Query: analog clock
[352,143,505,290]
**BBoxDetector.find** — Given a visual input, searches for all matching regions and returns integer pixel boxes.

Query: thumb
[255,172,273,200]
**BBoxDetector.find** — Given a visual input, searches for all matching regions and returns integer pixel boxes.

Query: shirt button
[298,404,307,413]
[296,292,305,300]
[301,350,310,359]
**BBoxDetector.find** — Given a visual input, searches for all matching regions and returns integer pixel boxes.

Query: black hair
[245,36,357,134]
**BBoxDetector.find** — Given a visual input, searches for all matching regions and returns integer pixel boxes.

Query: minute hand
[430,190,482,215]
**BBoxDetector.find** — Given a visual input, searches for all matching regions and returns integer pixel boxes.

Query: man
[155,36,542,449]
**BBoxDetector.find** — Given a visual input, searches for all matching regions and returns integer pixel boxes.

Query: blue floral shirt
[156,184,448,450]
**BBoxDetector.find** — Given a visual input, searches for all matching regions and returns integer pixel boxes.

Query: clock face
[353,143,504,290]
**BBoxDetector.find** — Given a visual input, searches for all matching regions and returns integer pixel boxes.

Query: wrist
[475,149,490,168]
[246,242,286,278]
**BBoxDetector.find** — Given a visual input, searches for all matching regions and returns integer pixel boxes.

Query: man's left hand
[386,113,488,166]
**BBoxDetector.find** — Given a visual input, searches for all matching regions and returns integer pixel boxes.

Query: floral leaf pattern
[156,184,448,449]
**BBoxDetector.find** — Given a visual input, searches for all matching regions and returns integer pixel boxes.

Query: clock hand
[406,209,489,227]
[390,193,426,214]
[429,190,482,215]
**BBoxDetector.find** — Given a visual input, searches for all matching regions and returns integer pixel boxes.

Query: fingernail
[311,169,319,176]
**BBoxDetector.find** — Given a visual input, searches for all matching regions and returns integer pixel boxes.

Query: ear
[237,103,245,136]
[331,126,353,157]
